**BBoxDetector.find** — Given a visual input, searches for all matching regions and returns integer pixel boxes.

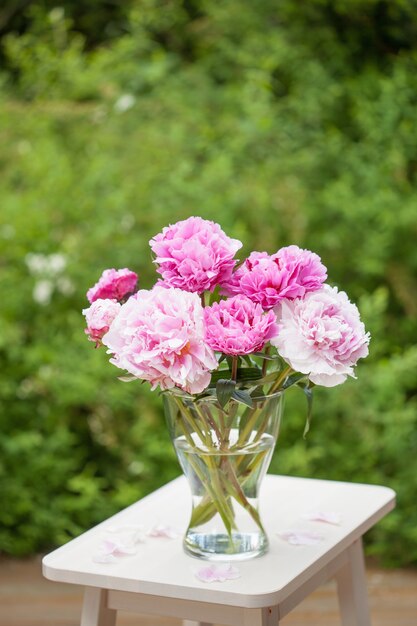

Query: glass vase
[163,389,283,561]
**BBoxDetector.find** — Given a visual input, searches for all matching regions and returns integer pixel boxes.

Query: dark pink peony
[204,295,279,356]
[87,268,138,303]
[221,246,327,309]
[149,217,242,294]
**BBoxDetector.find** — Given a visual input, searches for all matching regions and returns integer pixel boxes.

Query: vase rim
[163,388,284,403]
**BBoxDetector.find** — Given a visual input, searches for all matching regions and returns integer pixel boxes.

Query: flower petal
[148,524,179,539]
[277,529,324,545]
[195,563,240,583]
[302,510,342,525]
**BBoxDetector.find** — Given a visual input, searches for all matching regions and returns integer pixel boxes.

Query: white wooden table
[42,475,395,626]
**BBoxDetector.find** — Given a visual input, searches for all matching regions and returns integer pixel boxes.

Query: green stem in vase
[188,458,236,535]
[172,396,237,537]
[220,455,266,534]
[223,401,238,448]
[268,365,293,395]
[200,404,223,446]
[237,406,262,446]
[171,395,210,447]
[188,446,269,530]
[179,434,236,535]
[169,391,281,549]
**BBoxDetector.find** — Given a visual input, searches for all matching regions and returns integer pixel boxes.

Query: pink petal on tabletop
[195,565,218,583]
[92,539,122,564]
[148,524,179,539]
[277,530,324,546]
[302,511,342,525]
[101,538,137,556]
[195,563,240,583]
[91,537,138,565]
[100,538,119,554]
[92,552,118,564]
[215,564,240,582]
[103,525,146,545]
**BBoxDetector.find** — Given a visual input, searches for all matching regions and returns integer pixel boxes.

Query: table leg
[336,539,371,626]
[81,587,117,626]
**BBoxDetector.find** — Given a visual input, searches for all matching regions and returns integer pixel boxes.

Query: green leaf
[242,355,254,367]
[236,367,263,382]
[249,385,266,399]
[216,379,236,408]
[209,367,262,387]
[282,373,307,389]
[297,381,314,438]
[209,369,233,385]
[251,351,279,360]
[232,389,253,408]
[226,356,233,370]
[117,375,138,382]
[256,371,281,385]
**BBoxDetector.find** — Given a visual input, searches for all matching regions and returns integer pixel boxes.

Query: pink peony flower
[204,295,279,356]
[271,286,370,387]
[221,246,327,309]
[102,287,217,394]
[82,299,121,345]
[87,268,138,303]
[149,217,242,294]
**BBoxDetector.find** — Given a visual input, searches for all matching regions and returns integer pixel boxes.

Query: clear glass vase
[163,389,283,561]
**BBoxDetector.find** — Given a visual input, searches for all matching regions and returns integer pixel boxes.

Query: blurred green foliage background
[1,0,417,565]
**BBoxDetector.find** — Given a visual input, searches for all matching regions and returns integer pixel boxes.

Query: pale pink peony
[271,286,370,387]
[87,268,138,303]
[204,295,279,356]
[101,287,217,394]
[83,299,121,345]
[150,217,242,294]
[222,246,327,309]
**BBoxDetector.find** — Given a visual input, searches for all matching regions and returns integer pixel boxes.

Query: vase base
[184,531,268,561]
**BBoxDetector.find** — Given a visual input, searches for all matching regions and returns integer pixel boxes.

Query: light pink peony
[271,286,370,387]
[83,299,121,345]
[87,268,138,303]
[204,295,279,356]
[149,217,242,294]
[101,287,217,394]
[222,246,327,309]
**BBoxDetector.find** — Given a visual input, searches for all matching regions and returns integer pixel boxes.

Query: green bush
[0,1,416,564]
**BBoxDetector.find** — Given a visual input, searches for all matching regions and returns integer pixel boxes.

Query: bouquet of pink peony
[82,217,370,560]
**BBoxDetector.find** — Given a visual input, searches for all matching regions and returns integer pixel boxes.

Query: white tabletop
[42,475,395,609]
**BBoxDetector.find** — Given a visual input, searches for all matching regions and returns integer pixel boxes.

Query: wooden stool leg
[336,539,371,626]
[81,587,117,626]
